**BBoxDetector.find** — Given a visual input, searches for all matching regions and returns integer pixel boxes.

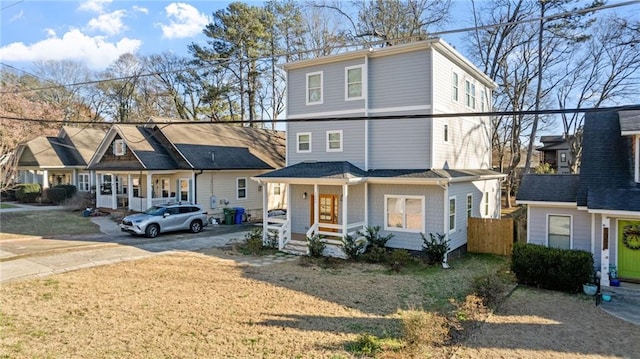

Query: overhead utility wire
[2,105,639,126]
[1,0,638,95]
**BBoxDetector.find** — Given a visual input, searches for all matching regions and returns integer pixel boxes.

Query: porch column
[146,173,153,209]
[600,217,611,287]
[127,173,133,210]
[262,182,268,244]
[364,182,369,225]
[110,174,117,210]
[342,184,348,235]
[313,184,319,227]
[71,169,77,186]
[42,170,49,189]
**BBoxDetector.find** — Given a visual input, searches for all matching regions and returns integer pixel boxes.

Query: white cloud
[10,10,24,22]
[87,10,127,36]
[44,28,56,37]
[159,3,208,39]
[0,29,141,70]
[132,5,148,14]
[78,0,112,13]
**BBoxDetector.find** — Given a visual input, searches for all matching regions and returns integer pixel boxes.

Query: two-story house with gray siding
[254,38,505,258]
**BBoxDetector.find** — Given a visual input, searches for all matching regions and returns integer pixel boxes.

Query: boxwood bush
[53,184,77,199]
[46,187,68,204]
[16,183,41,203]
[511,243,593,293]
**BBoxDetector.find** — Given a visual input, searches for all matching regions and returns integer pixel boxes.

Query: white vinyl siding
[449,196,456,232]
[306,71,323,105]
[236,177,247,200]
[345,65,364,100]
[326,130,343,152]
[547,214,572,249]
[384,195,424,233]
[296,132,311,153]
[78,173,90,192]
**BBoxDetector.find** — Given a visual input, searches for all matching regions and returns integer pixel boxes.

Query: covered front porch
[95,171,194,212]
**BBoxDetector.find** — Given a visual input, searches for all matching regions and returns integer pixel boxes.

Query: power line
[2,105,639,126]
[1,0,638,95]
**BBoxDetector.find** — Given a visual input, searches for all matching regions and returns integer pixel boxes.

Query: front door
[311,194,339,232]
[618,220,640,280]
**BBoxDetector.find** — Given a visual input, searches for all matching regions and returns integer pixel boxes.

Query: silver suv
[120,202,208,238]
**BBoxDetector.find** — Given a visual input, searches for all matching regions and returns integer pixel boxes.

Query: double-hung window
[237,177,247,200]
[326,130,343,152]
[384,195,424,232]
[78,173,90,192]
[452,72,459,102]
[466,194,473,218]
[345,65,363,100]
[306,71,323,105]
[480,89,486,111]
[297,132,311,153]
[449,197,456,232]
[465,80,476,109]
[484,191,489,217]
[548,215,571,249]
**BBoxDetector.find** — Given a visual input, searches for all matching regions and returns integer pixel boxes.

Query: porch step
[602,283,640,302]
[282,240,308,256]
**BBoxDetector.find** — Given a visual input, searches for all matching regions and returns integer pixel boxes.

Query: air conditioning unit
[113,139,126,156]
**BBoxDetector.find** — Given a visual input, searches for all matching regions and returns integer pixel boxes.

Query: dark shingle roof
[257,161,367,179]
[176,145,272,170]
[368,168,503,179]
[588,188,640,211]
[517,174,580,203]
[49,137,85,166]
[619,110,640,133]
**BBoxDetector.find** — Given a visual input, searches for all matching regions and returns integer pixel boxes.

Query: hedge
[47,187,68,204]
[16,184,41,203]
[511,243,594,293]
[53,184,77,199]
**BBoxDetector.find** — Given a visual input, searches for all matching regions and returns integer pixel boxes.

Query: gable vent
[113,139,127,156]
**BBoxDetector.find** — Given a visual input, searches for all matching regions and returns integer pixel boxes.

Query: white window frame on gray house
[306,71,323,105]
[449,196,457,232]
[326,130,343,152]
[480,89,486,112]
[466,193,473,218]
[297,132,311,153]
[345,65,364,101]
[452,72,459,102]
[78,173,90,192]
[384,195,425,233]
[465,79,476,109]
[547,214,572,249]
[237,177,247,200]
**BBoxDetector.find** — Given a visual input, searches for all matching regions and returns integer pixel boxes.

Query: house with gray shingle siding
[517,108,640,286]
[254,38,505,258]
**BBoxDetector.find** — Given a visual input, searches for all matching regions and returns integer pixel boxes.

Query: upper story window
[345,65,364,100]
[452,72,459,102]
[480,89,486,111]
[465,80,476,109]
[113,139,126,156]
[548,214,571,249]
[443,123,449,143]
[306,71,323,105]
[297,132,311,153]
[326,130,343,152]
[384,195,424,233]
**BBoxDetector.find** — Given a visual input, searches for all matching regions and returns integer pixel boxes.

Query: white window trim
[443,122,450,144]
[449,196,457,233]
[383,194,425,233]
[296,132,311,153]
[306,71,323,105]
[345,65,365,101]
[326,130,343,152]
[546,213,573,249]
[484,191,490,218]
[452,72,459,102]
[236,177,247,200]
[480,89,486,112]
[465,79,476,109]
[77,173,90,192]
[273,183,281,195]
[466,193,473,218]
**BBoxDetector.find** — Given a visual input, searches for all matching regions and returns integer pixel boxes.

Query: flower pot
[583,284,597,296]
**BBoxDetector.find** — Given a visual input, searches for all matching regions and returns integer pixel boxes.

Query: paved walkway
[0,203,298,283]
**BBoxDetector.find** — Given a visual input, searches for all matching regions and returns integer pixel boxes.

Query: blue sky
[0,0,476,71]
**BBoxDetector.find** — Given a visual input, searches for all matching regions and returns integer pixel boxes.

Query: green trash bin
[223,208,236,225]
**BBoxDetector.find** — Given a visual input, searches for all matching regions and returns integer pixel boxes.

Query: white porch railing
[266,217,291,250]
[306,221,366,245]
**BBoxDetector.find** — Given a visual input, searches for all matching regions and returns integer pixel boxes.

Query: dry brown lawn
[0,250,637,359]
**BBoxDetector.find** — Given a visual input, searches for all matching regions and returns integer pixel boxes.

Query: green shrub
[346,333,383,356]
[511,243,593,293]
[53,184,77,199]
[16,183,41,203]
[243,228,264,254]
[362,245,388,264]
[341,233,367,260]
[358,225,394,247]
[307,234,326,258]
[471,273,506,307]
[421,232,450,265]
[46,187,67,204]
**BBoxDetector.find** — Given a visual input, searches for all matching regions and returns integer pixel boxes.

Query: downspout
[193,170,204,204]
[364,53,369,171]
[438,180,450,267]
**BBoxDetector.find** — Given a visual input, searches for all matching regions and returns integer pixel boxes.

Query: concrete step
[282,240,307,256]
[602,283,640,303]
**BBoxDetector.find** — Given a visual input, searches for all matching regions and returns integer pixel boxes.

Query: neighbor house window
[480,89,486,111]
[384,195,424,232]
[345,65,363,100]
[100,174,112,195]
[273,184,281,195]
[78,173,90,192]
[444,123,449,143]
[237,178,247,199]
[560,153,567,163]
[465,80,476,109]
[449,197,456,232]
[484,191,489,217]
[452,72,459,102]
[467,194,473,218]
[306,71,323,105]
[327,130,343,152]
[297,132,311,153]
[548,215,571,249]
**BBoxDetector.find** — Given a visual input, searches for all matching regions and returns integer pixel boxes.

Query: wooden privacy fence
[467,217,514,256]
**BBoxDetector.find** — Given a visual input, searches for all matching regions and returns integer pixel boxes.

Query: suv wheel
[146,224,160,238]
[190,220,202,233]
